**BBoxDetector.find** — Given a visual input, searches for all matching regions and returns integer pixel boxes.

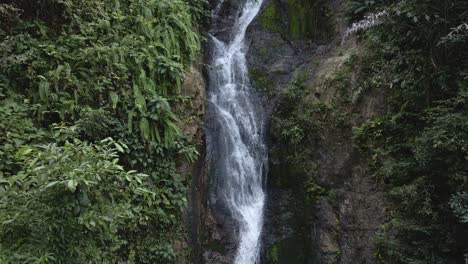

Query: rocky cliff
[189,0,389,263]
[250,1,388,263]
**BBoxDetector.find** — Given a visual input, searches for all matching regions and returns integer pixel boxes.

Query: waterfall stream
[206,0,267,263]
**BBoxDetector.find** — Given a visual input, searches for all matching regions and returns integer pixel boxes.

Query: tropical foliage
[0,0,206,262]
[349,0,468,262]
[272,0,467,262]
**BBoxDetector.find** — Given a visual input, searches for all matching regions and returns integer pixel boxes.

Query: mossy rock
[265,238,309,264]
[258,0,334,42]
[259,1,283,33]
[249,68,275,95]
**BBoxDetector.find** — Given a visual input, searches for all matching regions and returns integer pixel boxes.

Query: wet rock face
[179,66,206,141]
[260,164,317,264]
[245,1,336,261]
[193,0,388,263]
[209,0,244,42]
[246,0,336,101]
[180,64,241,264]
[245,0,388,263]
[177,65,207,264]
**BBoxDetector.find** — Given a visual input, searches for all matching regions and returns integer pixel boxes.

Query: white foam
[207,0,267,263]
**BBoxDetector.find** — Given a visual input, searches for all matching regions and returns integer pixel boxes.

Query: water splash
[206,0,267,263]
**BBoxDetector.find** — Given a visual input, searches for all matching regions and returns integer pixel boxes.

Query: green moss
[268,243,280,262]
[260,47,268,61]
[286,0,303,39]
[271,40,284,48]
[258,0,334,41]
[287,0,333,40]
[249,68,275,96]
[258,1,282,33]
[268,114,323,264]
[265,237,311,264]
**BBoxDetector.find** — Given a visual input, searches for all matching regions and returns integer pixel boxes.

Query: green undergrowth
[348,0,468,262]
[0,0,207,263]
[270,67,354,199]
[271,1,467,262]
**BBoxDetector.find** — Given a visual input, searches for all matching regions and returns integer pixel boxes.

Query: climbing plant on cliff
[350,0,468,262]
[0,0,206,262]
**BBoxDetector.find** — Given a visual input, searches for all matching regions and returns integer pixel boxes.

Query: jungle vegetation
[0,0,207,263]
[343,0,468,262]
[347,0,467,262]
[274,0,467,262]
[0,0,467,263]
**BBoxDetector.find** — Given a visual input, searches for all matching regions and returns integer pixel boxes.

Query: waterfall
[206,0,267,263]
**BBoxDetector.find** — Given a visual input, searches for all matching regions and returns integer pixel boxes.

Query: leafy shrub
[350,0,468,262]
[75,108,121,141]
[0,0,206,262]
[0,100,45,177]
[0,0,203,145]
[0,138,180,263]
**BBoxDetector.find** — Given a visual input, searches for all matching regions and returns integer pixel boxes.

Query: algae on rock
[258,0,334,42]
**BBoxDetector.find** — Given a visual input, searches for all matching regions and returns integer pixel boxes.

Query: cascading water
[206,0,267,263]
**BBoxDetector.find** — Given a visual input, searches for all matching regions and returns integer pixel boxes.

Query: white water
[206,0,267,263]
